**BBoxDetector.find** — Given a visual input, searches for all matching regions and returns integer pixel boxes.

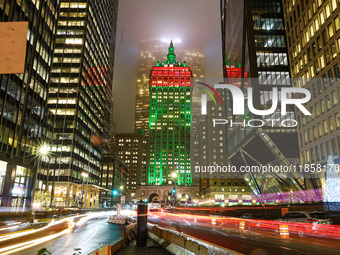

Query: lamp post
[81,172,89,209]
[171,172,177,207]
[120,185,124,204]
[32,143,49,210]
[36,144,49,190]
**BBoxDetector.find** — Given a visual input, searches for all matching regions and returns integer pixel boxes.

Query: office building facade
[196,88,253,206]
[46,0,118,206]
[221,0,305,195]
[113,132,149,199]
[0,0,59,208]
[99,153,128,207]
[282,0,340,189]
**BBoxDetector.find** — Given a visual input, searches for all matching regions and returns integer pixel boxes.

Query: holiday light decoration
[323,155,340,211]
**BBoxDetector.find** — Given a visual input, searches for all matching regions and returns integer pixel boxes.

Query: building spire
[167,38,176,63]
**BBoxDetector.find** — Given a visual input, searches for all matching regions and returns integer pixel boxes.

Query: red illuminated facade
[150,66,191,88]
[225,63,249,86]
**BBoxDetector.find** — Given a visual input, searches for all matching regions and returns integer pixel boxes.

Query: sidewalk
[114,239,172,255]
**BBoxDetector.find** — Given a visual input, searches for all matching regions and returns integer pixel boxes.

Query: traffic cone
[211,218,216,225]
[279,224,289,238]
[239,221,245,230]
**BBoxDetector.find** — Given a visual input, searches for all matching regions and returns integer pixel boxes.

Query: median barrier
[89,221,137,255]
[123,222,137,239]
[89,237,128,255]
[90,244,111,255]
[148,223,243,255]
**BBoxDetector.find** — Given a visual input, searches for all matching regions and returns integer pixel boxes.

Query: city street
[0,216,121,255]
[0,0,339,254]
[147,212,340,255]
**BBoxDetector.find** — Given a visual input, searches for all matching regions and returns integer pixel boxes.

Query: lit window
[320,11,325,24]
[315,18,319,31]
[325,4,331,18]
[328,24,334,38]
[65,38,83,44]
[331,0,337,11]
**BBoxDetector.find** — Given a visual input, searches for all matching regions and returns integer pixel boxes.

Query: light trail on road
[0,211,117,255]
[147,211,340,255]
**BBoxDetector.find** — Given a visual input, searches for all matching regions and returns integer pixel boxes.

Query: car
[148,207,164,212]
[278,211,333,224]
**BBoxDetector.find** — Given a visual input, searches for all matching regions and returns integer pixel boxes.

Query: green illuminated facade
[148,41,192,186]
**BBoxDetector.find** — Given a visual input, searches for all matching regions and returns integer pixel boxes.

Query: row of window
[301,136,339,163]
[299,113,340,145]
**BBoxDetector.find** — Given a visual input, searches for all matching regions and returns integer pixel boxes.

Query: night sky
[113,0,223,133]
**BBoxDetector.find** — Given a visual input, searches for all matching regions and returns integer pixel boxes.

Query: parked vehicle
[278,211,333,224]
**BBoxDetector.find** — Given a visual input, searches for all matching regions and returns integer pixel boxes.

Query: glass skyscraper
[46,0,118,207]
[0,0,59,208]
[221,0,305,194]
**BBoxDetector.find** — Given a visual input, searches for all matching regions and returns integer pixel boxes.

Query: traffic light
[172,188,176,194]
[112,190,118,196]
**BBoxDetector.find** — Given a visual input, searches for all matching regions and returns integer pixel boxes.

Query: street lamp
[39,144,49,156]
[33,143,49,207]
[81,172,89,209]
[37,144,49,182]
[171,172,177,207]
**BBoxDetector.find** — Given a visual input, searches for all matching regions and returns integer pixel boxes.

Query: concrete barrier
[110,237,128,254]
[148,224,243,255]
[123,222,137,238]
[89,223,137,255]
[90,244,111,255]
[89,237,128,255]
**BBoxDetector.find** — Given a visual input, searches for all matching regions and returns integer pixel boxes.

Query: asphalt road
[147,212,340,255]
[10,217,122,255]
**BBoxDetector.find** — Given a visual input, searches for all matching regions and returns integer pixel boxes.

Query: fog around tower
[113,0,223,132]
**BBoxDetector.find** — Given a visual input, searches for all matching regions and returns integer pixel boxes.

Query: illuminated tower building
[137,41,198,203]
[282,0,340,190]
[47,0,118,207]
[221,0,305,195]
[135,38,205,137]
[0,0,59,208]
